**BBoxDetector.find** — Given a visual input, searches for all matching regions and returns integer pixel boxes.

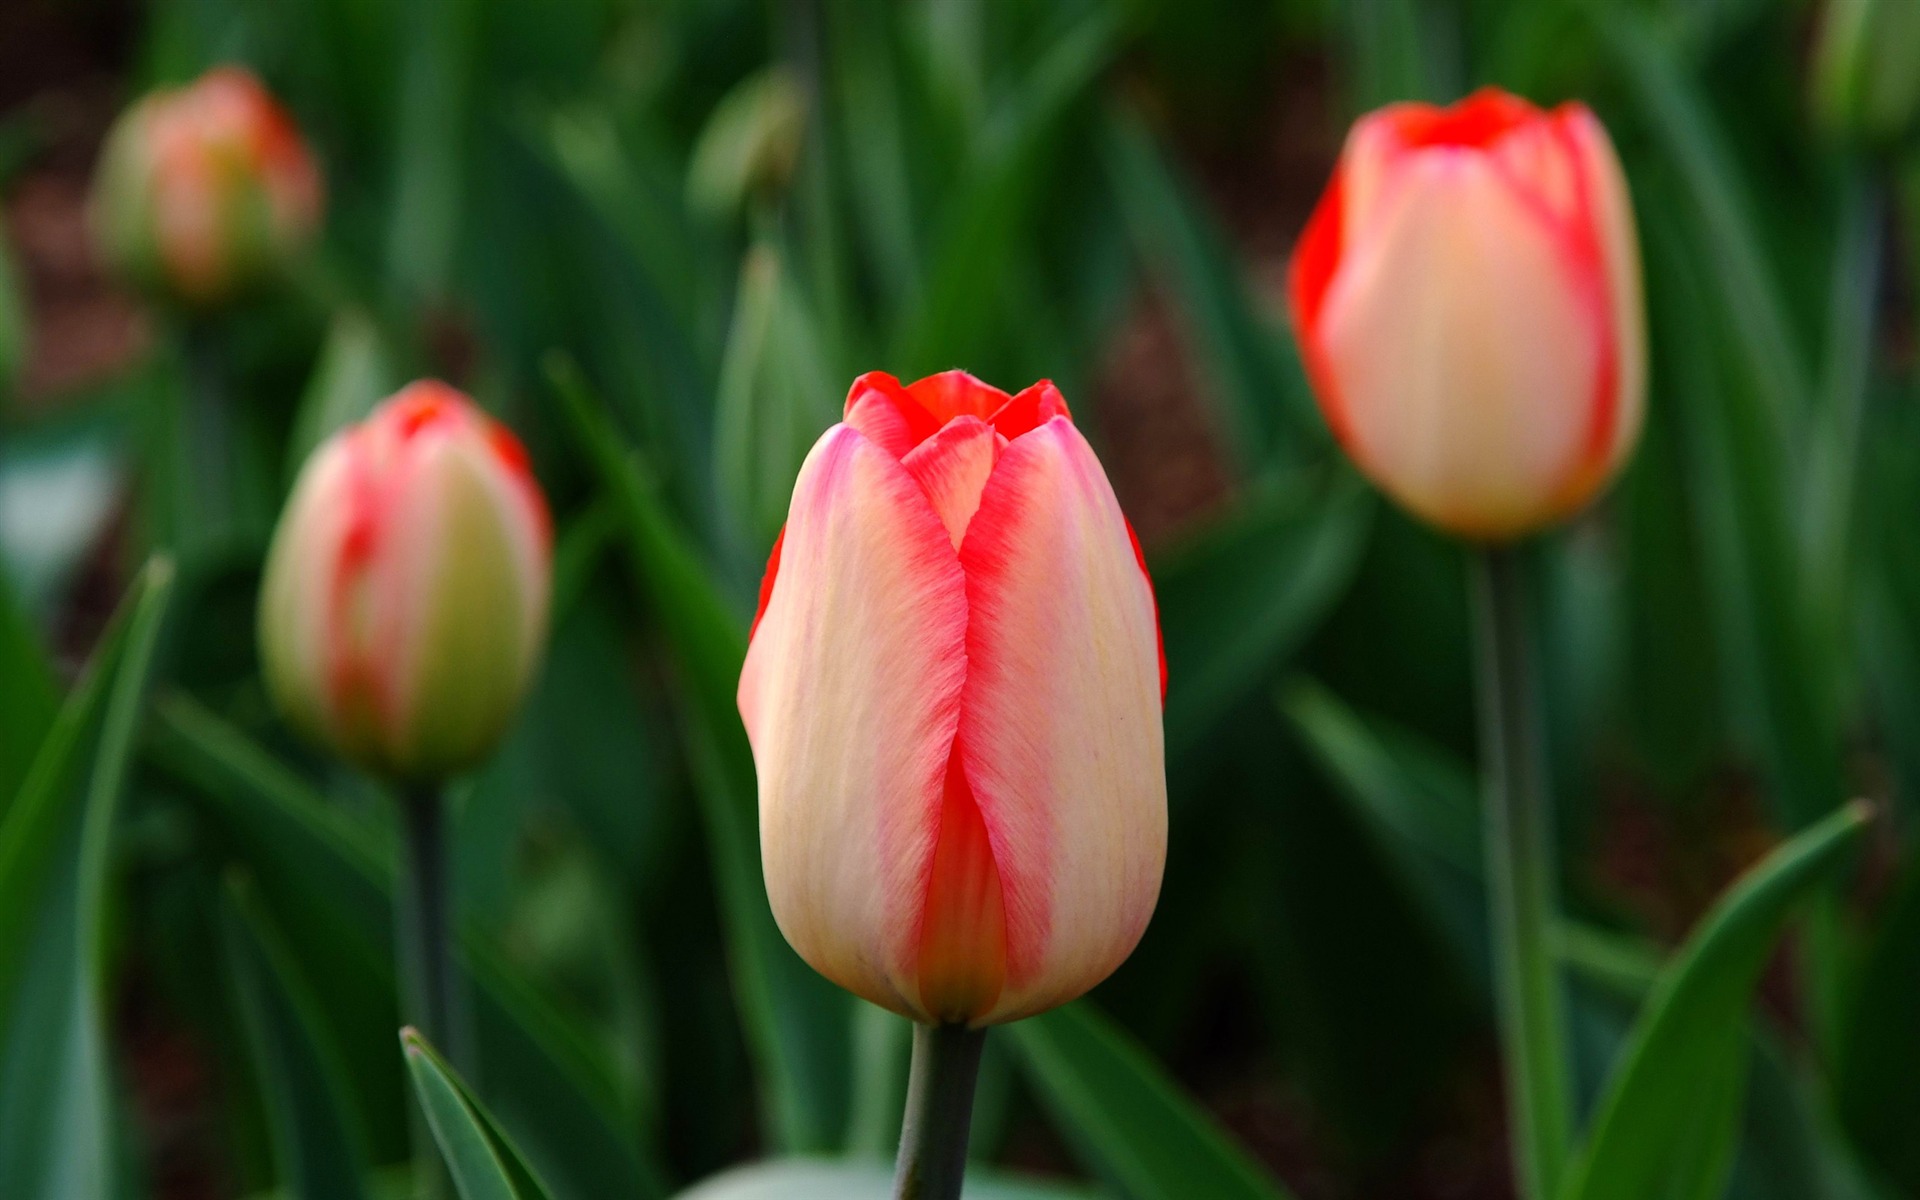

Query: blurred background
[1,0,1918,1197]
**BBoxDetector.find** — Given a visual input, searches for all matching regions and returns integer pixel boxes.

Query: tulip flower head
[1288,88,1646,540]
[740,371,1167,1027]
[259,382,551,783]
[92,66,323,307]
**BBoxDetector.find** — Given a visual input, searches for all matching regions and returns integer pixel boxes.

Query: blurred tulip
[1812,0,1920,146]
[739,370,1166,1027]
[1288,88,1646,540]
[91,66,323,307]
[258,381,551,783]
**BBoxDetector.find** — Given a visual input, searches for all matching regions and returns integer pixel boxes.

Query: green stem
[182,320,232,540]
[399,784,457,1054]
[1473,546,1572,1200]
[892,1023,987,1200]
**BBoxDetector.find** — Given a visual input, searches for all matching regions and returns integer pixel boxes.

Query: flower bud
[1812,0,1920,146]
[739,370,1167,1027]
[259,382,551,783]
[91,66,324,307]
[1288,88,1647,540]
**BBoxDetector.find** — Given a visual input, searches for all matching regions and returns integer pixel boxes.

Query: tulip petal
[843,372,943,460]
[955,417,1166,1023]
[740,423,970,1019]
[901,416,1004,548]
[1317,146,1602,537]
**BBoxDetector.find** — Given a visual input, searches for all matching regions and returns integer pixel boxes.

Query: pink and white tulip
[739,371,1166,1027]
[1288,88,1646,540]
[258,382,551,783]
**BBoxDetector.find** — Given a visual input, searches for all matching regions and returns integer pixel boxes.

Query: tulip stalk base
[398,784,461,1061]
[1473,547,1572,1200]
[893,1023,987,1200]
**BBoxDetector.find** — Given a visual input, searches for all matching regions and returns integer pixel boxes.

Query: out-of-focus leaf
[149,696,667,1200]
[1101,112,1313,468]
[222,878,373,1200]
[404,1028,555,1200]
[385,0,477,301]
[0,558,173,1200]
[285,309,396,480]
[1008,1002,1293,1200]
[1155,474,1370,761]
[0,418,121,617]
[687,68,808,222]
[1560,801,1872,1200]
[0,570,56,810]
[1834,842,1920,1190]
[822,0,923,307]
[554,355,852,1153]
[712,243,840,546]
[675,1159,1100,1200]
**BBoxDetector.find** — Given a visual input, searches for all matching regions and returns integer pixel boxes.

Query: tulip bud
[91,66,323,307]
[258,381,551,783]
[739,370,1167,1027]
[1288,88,1647,540]
[1812,0,1920,146]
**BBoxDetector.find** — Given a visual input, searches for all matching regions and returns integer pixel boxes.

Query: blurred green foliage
[2,0,1919,1197]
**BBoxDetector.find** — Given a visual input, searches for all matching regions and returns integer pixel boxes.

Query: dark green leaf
[404,1027,555,1200]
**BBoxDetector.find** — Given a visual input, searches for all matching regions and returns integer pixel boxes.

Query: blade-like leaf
[222,878,373,1200]
[0,558,174,1200]
[1007,1002,1293,1200]
[553,354,852,1153]
[1560,801,1873,1200]
[0,570,56,810]
[1156,474,1370,761]
[404,1028,555,1200]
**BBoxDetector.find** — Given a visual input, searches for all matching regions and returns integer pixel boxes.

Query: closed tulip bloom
[739,371,1166,1027]
[92,66,323,307]
[259,382,551,783]
[1288,88,1646,540]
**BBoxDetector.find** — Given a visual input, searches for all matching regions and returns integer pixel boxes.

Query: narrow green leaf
[285,310,396,481]
[0,570,56,811]
[675,1159,1100,1200]
[1560,801,1874,1200]
[222,879,373,1200]
[0,558,174,1200]
[1008,1003,1293,1200]
[404,1028,555,1200]
[553,355,851,1152]
[1156,475,1370,761]
[1834,842,1920,1189]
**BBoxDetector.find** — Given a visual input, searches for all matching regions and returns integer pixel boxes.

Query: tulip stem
[398,784,458,1060]
[1473,546,1572,1200]
[893,1022,986,1200]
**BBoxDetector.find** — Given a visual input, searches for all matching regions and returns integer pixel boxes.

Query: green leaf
[1560,801,1874,1200]
[148,695,668,1199]
[553,355,852,1152]
[404,1028,555,1200]
[285,309,397,481]
[0,558,174,1200]
[221,877,373,1200]
[1156,475,1370,761]
[0,569,56,811]
[1007,1002,1293,1200]
[1100,113,1315,468]
[687,68,808,222]
[1834,842,1920,1190]
[674,1159,1100,1200]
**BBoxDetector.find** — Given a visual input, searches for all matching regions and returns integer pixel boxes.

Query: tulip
[91,66,323,307]
[1287,87,1646,540]
[739,370,1166,1030]
[258,381,552,785]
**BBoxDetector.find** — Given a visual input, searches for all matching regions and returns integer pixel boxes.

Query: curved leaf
[405,1028,555,1200]
[1560,801,1873,1200]
[1007,1003,1291,1200]
[676,1159,1098,1200]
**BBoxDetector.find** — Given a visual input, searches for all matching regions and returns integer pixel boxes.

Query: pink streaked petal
[987,380,1072,442]
[739,423,970,1021]
[901,417,1004,548]
[843,371,944,460]
[955,417,1166,1024]
[909,370,1010,425]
